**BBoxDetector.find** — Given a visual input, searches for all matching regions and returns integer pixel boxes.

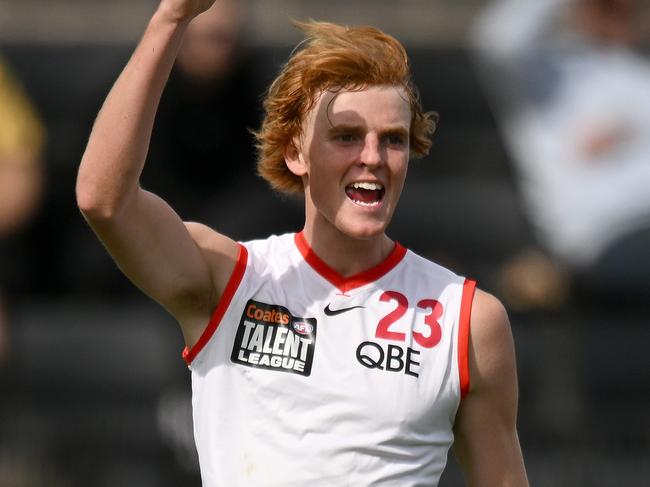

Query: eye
[334,133,360,143]
[382,133,407,146]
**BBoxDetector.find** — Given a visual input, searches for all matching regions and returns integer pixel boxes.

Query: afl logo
[293,321,313,335]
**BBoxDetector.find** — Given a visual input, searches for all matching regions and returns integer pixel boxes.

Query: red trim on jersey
[458,278,476,401]
[182,244,248,365]
[294,231,407,294]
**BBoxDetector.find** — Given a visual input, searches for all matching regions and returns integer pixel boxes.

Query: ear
[284,138,308,177]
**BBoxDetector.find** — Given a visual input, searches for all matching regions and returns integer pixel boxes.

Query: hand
[158,0,219,22]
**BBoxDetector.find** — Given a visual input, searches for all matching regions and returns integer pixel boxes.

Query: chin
[337,217,388,241]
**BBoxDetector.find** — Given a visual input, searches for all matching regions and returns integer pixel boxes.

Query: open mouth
[345,182,385,207]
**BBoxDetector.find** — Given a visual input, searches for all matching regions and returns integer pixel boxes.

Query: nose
[358,134,383,168]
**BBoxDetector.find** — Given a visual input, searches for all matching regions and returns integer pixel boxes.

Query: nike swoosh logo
[323,303,366,316]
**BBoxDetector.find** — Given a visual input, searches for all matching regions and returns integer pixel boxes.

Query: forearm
[77,7,190,219]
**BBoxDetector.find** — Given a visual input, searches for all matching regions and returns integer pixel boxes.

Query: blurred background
[0,0,648,485]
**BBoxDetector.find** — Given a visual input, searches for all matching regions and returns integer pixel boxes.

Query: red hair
[254,20,437,195]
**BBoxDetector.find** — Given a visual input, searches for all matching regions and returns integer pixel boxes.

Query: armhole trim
[459,278,476,401]
[182,244,248,365]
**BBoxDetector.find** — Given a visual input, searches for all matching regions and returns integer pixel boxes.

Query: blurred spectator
[0,55,45,364]
[142,0,302,239]
[0,57,44,240]
[470,0,650,308]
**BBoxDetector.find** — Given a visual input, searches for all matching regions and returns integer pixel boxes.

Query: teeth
[351,199,381,207]
[351,182,383,190]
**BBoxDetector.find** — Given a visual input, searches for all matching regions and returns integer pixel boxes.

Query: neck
[300,224,395,277]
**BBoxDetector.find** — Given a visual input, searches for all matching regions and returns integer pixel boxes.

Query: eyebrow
[327,124,409,137]
[327,124,364,135]
[379,126,410,138]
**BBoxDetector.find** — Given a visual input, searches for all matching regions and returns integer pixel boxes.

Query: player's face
[286,85,411,242]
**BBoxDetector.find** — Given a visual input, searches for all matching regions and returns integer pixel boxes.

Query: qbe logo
[356,342,421,378]
[231,300,317,376]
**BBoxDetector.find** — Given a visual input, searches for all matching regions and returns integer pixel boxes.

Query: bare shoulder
[184,222,241,294]
[175,222,242,348]
[471,289,511,340]
[185,221,239,255]
[454,289,529,485]
[468,288,516,393]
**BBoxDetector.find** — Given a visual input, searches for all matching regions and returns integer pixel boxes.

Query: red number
[413,299,443,348]
[375,291,407,342]
[375,293,445,348]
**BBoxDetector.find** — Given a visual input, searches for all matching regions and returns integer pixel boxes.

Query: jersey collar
[294,231,407,294]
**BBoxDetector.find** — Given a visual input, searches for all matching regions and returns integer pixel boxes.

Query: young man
[76,0,528,485]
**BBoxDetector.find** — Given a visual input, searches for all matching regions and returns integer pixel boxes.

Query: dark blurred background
[0,0,648,485]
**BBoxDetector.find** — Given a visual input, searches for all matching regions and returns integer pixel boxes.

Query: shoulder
[453,288,528,485]
[467,288,516,394]
[184,222,241,295]
[184,229,298,286]
[243,232,299,272]
[453,289,528,485]
[184,222,240,264]
[401,248,466,287]
[185,221,238,250]
[244,232,296,252]
[471,289,510,336]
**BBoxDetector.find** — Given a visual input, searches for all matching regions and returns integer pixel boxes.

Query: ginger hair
[254,20,437,195]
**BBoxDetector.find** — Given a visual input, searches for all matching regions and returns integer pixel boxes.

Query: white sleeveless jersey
[183,232,476,487]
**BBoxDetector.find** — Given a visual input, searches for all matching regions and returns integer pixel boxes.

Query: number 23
[375,291,443,348]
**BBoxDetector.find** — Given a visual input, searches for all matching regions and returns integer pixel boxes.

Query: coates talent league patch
[231,300,317,376]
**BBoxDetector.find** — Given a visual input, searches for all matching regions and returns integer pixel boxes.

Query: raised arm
[76,0,240,347]
[453,289,529,486]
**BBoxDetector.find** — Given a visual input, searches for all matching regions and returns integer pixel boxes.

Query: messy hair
[254,20,437,195]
